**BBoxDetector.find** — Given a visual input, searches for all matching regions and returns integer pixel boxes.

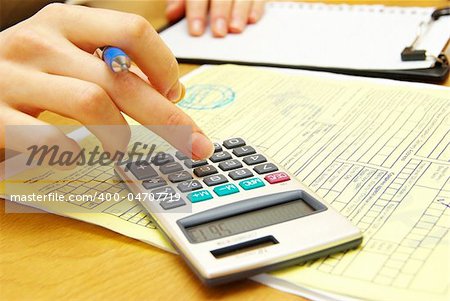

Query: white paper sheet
[161,2,450,70]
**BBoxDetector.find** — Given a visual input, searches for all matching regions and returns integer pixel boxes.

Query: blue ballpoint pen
[102,46,131,72]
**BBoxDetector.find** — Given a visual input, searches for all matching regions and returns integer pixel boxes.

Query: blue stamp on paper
[178,84,235,110]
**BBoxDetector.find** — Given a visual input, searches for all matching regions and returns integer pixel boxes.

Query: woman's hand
[166,0,266,37]
[0,4,214,162]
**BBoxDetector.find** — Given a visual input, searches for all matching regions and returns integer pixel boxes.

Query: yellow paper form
[179,65,449,301]
[2,65,449,300]
[1,128,173,252]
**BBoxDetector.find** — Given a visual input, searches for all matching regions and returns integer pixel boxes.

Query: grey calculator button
[203,174,228,186]
[184,159,208,168]
[142,177,167,190]
[223,138,246,149]
[218,159,243,171]
[175,151,189,160]
[254,163,278,174]
[243,154,267,165]
[126,161,158,180]
[177,180,202,192]
[210,151,232,163]
[152,153,174,166]
[168,171,193,183]
[232,146,256,157]
[194,165,218,177]
[228,168,253,180]
[213,142,222,153]
[160,197,186,210]
[151,186,177,198]
[160,162,183,174]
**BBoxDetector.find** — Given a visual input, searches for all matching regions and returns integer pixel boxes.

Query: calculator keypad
[175,151,188,160]
[218,159,242,171]
[243,154,267,165]
[232,146,256,157]
[254,163,278,174]
[143,177,167,190]
[152,153,174,166]
[177,180,203,192]
[159,162,183,174]
[184,159,208,168]
[127,161,158,180]
[213,143,223,153]
[223,138,246,149]
[228,168,253,180]
[193,165,218,177]
[210,151,232,163]
[239,177,265,190]
[124,138,291,210]
[151,186,177,196]
[160,197,186,210]
[168,171,192,183]
[203,174,228,186]
[265,172,290,184]
[214,183,239,196]
[188,190,213,203]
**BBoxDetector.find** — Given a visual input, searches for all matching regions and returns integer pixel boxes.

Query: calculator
[114,138,362,285]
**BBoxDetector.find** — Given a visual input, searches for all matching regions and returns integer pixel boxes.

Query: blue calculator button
[239,177,265,190]
[187,190,213,203]
[214,184,239,197]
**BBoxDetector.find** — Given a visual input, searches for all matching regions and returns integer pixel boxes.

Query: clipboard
[163,52,449,84]
[159,2,450,83]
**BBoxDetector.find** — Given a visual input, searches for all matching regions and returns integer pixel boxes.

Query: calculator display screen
[185,200,315,243]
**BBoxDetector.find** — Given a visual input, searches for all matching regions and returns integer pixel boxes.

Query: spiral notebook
[160,2,450,82]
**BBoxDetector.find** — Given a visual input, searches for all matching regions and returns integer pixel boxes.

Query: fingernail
[214,18,227,37]
[170,83,185,104]
[230,18,244,33]
[177,84,186,103]
[167,82,182,102]
[249,11,259,23]
[190,19,204,36]
[191,132,214,160]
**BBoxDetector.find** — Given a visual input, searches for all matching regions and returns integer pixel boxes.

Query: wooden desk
[1,1,449,300]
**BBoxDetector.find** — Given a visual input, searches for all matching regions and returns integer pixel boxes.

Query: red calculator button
[264,172,290,184]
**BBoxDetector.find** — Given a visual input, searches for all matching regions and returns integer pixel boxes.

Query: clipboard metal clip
[401,7,450,62]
